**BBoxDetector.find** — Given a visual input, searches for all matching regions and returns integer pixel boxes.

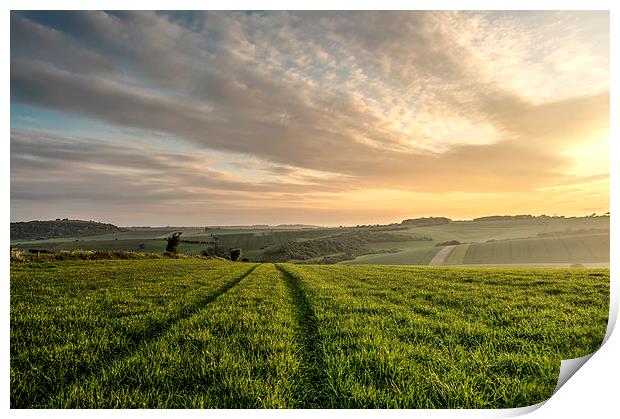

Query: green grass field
[11,259,609,408]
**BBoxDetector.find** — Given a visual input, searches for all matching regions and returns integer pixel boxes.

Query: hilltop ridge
[11,219,127,241]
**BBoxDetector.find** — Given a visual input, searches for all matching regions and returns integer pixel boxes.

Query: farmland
[458,234,609,265]
[10,227,339,260]
[10,215,609,266]
[11,259,609,408]
[11,216,609,267]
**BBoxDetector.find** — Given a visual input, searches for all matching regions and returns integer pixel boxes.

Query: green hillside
[345,217,609,266]
[461,234,609,264]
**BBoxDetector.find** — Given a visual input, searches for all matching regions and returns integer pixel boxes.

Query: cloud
[12,57,606,193]
[9,11,609,223]
[10,129,350,203]
[11,128,607,226]
[481,91,609,146]
[10,14,116,74]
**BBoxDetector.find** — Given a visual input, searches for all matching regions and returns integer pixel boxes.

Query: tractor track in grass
[276,264,329,408]
[428,245,456,266]
[41,264,258,408]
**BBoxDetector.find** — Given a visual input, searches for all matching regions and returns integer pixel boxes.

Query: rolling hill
[10,219,127,241]
[10,215,610,266]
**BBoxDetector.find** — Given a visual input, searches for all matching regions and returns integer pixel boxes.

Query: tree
[165,232,182,253]
[229,248,242,261]
[203,241,216,256]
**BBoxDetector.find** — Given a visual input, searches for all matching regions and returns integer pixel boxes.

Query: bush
[165,232,182,253]
[10,248,25,262]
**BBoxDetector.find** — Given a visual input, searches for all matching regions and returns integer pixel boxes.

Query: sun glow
[563,129,609,177]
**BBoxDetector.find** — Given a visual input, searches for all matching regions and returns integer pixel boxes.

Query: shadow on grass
[276,264,329,408]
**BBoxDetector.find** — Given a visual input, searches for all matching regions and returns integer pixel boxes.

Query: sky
[10,10,610,226]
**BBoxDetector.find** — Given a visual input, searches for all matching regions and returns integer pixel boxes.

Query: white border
[3,1,617,418]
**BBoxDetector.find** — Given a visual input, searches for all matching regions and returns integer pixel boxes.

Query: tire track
[428,245,457,266]
[276,264,328,408]
[43,264,258,407]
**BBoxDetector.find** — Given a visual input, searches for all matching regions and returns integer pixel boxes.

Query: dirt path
[428,245,456,266]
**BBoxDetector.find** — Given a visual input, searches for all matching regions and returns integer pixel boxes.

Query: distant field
[462,234,609,264]
[444,244,470,265]
[11,217,610,266]
[186,229,338,250]
[345,233,609,266]
[10,228,179,244]
[401,217,610,244]
[11,259,609,408]
[345,245,438,265]
[11,228,338,258]
[345,218,609,266]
